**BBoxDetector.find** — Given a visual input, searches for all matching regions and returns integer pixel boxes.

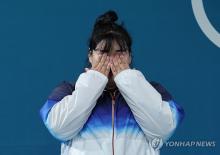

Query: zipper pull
[110,91,116,105]
[113,92,116,100]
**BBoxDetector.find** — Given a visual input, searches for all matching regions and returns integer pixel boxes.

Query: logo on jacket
[151,138,163,150]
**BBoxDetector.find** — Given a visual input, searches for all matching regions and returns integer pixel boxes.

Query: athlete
[40,10,184,155]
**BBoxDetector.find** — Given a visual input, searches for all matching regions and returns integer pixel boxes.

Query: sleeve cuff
[87,69,108,82]
[114,68,140,84]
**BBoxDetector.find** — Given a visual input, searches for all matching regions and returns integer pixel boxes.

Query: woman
[40,10,184,155]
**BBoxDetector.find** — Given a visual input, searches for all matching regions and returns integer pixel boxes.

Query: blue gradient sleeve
[150,81,185,126]
[39,81,75,123]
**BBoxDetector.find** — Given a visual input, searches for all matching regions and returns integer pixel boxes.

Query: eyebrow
[94,48,124,51]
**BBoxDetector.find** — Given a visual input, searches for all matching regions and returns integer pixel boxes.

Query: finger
[117,54,129,70]
[100,56,110,73]
[111,56,119,74]
[121,52,130,68]
[110,63,117,77]
[124,52,130,63]
[105,62,111,76]
[118,54,125,68]
[93,53,102,68]
[120,52,127,64]
[96,53,107,70]
[117,54,123,64]
[112,55,121,72]
[119,53,129,69]
[110,56,114,65]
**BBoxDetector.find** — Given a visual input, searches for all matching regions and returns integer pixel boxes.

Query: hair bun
[96,10,118,25]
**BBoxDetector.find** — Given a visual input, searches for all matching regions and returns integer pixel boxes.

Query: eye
[116,49,122,53]
[100,50,109,53]
[94,49,108,55]
[116,50,124,53]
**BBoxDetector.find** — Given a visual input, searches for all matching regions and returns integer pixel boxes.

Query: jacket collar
[102,87,120,99]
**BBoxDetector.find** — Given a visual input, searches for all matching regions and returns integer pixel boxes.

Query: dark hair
[85,10,133,68]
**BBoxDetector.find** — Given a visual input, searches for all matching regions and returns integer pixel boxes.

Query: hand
[85,53,111,77]
[110,52,130,78]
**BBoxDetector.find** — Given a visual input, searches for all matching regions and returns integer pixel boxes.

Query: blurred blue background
[0,0,219,154]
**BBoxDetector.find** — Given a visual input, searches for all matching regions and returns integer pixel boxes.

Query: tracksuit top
[39,68,184,155]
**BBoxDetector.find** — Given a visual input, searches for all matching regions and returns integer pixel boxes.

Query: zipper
[110,90,117,155]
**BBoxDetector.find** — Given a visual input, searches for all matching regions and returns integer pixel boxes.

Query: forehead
[96,40,121,50]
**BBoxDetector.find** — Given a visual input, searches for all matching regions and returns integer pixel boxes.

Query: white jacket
[40,68,184,155]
